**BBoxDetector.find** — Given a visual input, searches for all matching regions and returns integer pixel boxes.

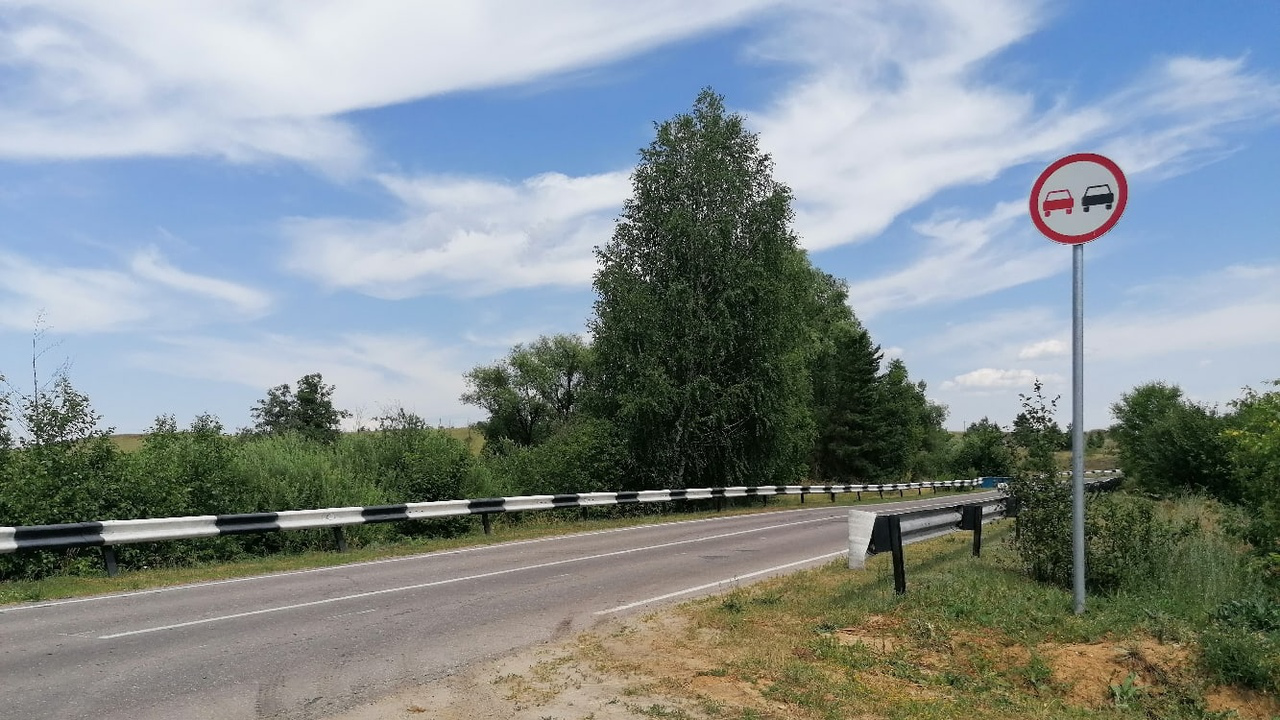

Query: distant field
[108,434,146,453]
[106,427,485,456]
[442,426,485,455]
[1055,449,1120,471]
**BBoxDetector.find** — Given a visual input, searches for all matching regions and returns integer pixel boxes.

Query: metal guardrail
[848,474,1123,594]
[0,479,982,576]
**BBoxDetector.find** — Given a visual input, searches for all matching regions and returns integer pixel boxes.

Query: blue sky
[1,0,1278,435]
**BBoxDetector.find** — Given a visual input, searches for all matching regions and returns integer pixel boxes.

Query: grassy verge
[0,486,969,607]
[492,506,1278,720]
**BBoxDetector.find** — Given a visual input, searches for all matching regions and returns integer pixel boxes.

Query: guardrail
[848,475,1123,593]
[0,478,982,576]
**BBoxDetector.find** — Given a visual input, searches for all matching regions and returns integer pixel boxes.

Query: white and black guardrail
[848,474,1123,594]
[0,479,981,576]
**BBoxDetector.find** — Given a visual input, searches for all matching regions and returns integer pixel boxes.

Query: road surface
[0,491,996,719]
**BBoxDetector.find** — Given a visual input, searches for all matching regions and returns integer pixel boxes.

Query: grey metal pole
[1072,243,1086,614]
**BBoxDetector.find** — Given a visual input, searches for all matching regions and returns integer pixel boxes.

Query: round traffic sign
[1029,153,1127,245]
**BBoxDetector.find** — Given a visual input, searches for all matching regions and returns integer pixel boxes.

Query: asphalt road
[0,491,997,719]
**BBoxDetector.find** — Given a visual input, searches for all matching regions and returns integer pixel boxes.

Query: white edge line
[595,550,848,616]
[96,516,842,640]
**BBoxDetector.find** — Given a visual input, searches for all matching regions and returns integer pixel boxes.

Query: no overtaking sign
[1030,153,1128,245]
[1027,150,1128,617]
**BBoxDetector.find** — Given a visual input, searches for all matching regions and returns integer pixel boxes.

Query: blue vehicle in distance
[1082,183,1114,212]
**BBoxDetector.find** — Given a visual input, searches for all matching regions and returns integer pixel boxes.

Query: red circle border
[1029,152,1128,245]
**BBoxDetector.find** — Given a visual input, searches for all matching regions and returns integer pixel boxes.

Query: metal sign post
[1029,152,1127,615]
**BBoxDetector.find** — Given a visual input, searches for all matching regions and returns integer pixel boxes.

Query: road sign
[1027,151,1130,616]
[1029,153,1127,245]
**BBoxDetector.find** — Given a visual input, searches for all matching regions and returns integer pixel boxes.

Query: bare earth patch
[326,609,1280,720]
[1039,638,1191,708]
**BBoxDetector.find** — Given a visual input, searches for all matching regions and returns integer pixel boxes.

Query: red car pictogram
[1042,189,1074,217]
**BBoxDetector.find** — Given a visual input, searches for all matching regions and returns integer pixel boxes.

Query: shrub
[483,417,629,496]
[1008,485,1189,595]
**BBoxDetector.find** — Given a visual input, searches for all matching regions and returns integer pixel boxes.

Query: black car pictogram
[1081,184,1114,212]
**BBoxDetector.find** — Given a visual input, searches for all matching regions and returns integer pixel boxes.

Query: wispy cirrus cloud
[130,331,476,428]
[283,170,628,297]
[0,1,777,171]
[845,201,1061,318]
[279,2,1280,301]
[0,248,270,333]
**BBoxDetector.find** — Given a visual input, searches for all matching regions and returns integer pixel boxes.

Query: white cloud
[1100,57,1280,178]
[276,3,1279,298]
[943,367,1061,390]
[131,332,476,429]
[130,247,271,315]
[1070,264,1280,363]
[1018,339,1068,360]
[284,171,629,297]
[846,201,1062,317]
[0,253,152,333]
[0,1,778,170]
[0,249,270,333]
[750,1,1109,251]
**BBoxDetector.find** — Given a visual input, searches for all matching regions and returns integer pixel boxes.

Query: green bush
[484,418,629,496]
[1008,486,1206,595]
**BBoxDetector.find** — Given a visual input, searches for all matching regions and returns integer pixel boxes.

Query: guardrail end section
[847,510,877,570]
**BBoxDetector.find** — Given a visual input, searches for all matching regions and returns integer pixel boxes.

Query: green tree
[1006,379,1072,586]
[1224,381,1280,552]
[132,414,241,515]
[1110,381,1232,499]
[249,373,349,444]
[589,88,814,489]
[0,366,126,578]
[809,320,883,481]
[0,374,11,466]
[1010,379,1061,478]
[869,359,940,482]
[461,333,592,450]
[950,418,1014,478]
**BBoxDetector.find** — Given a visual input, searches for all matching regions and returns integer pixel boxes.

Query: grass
[566,499,1277,719]
[0,485,974,606]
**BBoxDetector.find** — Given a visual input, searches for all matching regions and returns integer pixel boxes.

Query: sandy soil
[328,609,1280,720]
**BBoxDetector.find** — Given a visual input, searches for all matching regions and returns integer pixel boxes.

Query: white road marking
[4,490,995,618]
[595,550,848,615]
[96,515,841,640]
[1,503,872,614]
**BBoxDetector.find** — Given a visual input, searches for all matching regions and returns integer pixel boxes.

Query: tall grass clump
[1010,487,1279,692]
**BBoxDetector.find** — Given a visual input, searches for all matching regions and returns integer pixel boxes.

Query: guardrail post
[888,516,906,595]
[878,488,883,499]
[102,546,119,578]
[716,496,724,512]
[800,492,805,504]
[960,506,983,557]
[481,513,493,535]
[331,527,348,553]
[761,495,768,507]
[898,488,904,497]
